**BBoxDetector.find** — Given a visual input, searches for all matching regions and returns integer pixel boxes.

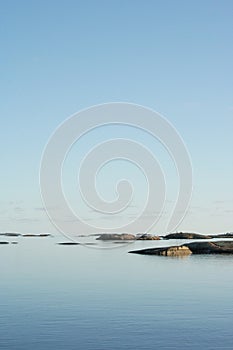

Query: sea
[0,234,233,350]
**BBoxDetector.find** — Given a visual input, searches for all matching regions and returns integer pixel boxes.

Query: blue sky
[1,0,233,234]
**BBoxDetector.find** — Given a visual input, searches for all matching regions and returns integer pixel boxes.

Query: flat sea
[0,235,233,349]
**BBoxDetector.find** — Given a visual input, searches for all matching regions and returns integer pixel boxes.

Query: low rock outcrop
[57,242,80,245]
[22,233,51,237]
[129,245,191,256]
[163,232,212,240]
[96,234,136,241]
[187,241,233,254]
[38,233,51,237]
[129,241,233,256]
[137,234,160,240]
[1,233,21,237]
[22,234,39,237]
[213,233,233,239]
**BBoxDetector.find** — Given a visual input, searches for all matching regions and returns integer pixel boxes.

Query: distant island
[96,232,233,241]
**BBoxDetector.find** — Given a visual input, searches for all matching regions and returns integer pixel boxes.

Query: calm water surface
[0,235,233,349]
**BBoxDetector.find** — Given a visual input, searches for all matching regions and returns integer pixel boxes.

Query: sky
[0,0,233,235]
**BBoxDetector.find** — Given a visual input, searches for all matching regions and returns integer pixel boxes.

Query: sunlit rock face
[96,234,136,241]
[129,241,233,256]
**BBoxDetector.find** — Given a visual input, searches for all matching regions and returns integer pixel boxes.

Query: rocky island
[162,232,233,240]
[96,233,136,241]
[96,233,160,241]
[129,241,233,256]
[162,232,212,240]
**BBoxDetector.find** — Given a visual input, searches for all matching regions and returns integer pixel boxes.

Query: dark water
[1,235,233,349]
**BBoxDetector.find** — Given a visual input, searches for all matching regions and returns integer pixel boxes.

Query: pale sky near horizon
[1,0,233,235]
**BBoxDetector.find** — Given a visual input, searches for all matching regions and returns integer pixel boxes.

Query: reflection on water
[0,235,233,349]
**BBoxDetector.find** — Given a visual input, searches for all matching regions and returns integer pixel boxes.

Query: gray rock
[129,245,191,256]
[96,234,136,241]
[129,241,233,256]
[137,234,160,240]
[2,233,21,237]
[22,233,51,237]
[187,241,233,254]
[212,233,233,238]
[163,232,212,240]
